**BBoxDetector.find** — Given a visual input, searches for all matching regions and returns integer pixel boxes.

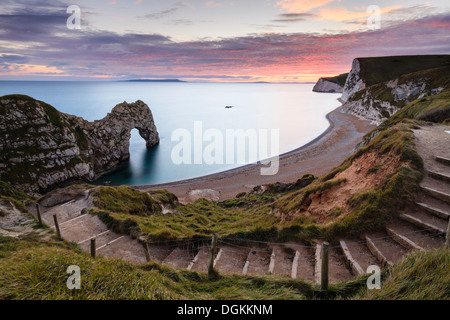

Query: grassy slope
[92,186,281,241]
[1,235,448,300]
[323,73,349,87]
[357,55,450,87]
[0,236,314,300]
[359,248,450,300]
[271,120,423,240]
[91,119,423,244]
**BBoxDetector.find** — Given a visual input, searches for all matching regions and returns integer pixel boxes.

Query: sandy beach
[138,106,376,203]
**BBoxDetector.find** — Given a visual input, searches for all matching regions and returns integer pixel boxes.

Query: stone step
[269,245,294,277]
[421,186,450,204]
[386,223,445,250]
[339,239,380,275]
[78,230,122,252]
[428,170,450,183]
[386,227,423,251]
[57,212,91,230]
[96,235,126,251]
[242,246,271,275]
[95,236,147,265]
[436,156,450,166]
[213,245,249,274]
[400,212,447,234]
[328,246,354,282]
[54,215,108,243]
[287,245,315,282]
[314,243,353,283]
[162,247,198,269]
[416,202,450,220]
[339,240,364,276]
[365,232,409,267]
[188,247,210,272]
[147,244,173,263]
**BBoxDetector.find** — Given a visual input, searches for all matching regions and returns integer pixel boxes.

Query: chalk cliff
[340,56,450,124]
[313,78,344,93]
[0,95,159,193]
[313,73,348,93]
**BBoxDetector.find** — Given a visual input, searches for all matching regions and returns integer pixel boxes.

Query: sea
[0,81,341,186]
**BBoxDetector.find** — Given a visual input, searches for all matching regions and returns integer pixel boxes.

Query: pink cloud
[318,5,403,21]
[276,0,338,13]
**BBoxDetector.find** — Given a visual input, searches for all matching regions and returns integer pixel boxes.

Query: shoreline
[137,106,376,203]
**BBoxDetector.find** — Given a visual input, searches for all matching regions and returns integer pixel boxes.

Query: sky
[0,0,449,82]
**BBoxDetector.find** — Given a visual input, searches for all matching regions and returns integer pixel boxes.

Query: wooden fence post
[208,233,218,278]
[144,242,151,262]
[321,241,329,293]
[35,203,43,226]
[53,214,62,240]
[91,238,96,258]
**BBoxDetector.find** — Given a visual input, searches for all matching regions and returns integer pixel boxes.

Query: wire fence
[144,225,447,256]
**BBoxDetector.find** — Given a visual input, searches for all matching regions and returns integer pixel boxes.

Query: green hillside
[323,73,349,87]
[357,55,450,87]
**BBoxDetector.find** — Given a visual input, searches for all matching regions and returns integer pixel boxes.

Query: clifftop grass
[356,55,450,87]
[323,73,349,87]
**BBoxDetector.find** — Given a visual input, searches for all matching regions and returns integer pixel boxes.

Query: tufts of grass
[0,236,315,300]
[359,248,450,300]
[93,186,162,216]
[323,73,349,87]
[356,55,450,87]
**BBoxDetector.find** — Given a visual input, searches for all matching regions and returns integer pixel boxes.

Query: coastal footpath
[0,96,159,194]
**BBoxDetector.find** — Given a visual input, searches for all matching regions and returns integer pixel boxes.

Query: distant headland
[120,79,187,83]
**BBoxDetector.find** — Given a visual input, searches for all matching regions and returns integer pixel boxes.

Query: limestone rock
[0,95,159,194]
[340,58,448,124]
[313,78,344,93]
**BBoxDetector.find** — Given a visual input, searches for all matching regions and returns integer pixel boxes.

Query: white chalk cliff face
[312,78,344,93]
[341,59,366,103]
[340,59,446,124]
[0,96,159,194]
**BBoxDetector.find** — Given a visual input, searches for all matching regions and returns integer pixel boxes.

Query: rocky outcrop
[0,95,159,194]
[313,73,348,93]
[313,78,344,93]
[340,57,449,124]
[341,59,366,103]
[84,101,159,173]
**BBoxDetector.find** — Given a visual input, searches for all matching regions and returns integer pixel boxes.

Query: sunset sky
[0,0,449,82]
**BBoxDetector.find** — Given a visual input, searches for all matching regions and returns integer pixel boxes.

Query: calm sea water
[0,81,340,186]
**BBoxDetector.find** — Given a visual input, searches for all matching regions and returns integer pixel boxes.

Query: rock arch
[87,100,160,173]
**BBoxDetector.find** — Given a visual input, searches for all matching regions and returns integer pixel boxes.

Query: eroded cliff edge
[312,73,348,93]
[339,55,450,124]
[0,95,159,194]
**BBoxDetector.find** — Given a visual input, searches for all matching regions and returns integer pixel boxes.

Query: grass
[356,55,450,87]
[359,248,450,300]
[323,73,349,87]
[93,186,162,216]
[89,118,425,245]
[0,236,315,300]
[269,120,424,240]
[0,95,93,193]
[1,235,447,300]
